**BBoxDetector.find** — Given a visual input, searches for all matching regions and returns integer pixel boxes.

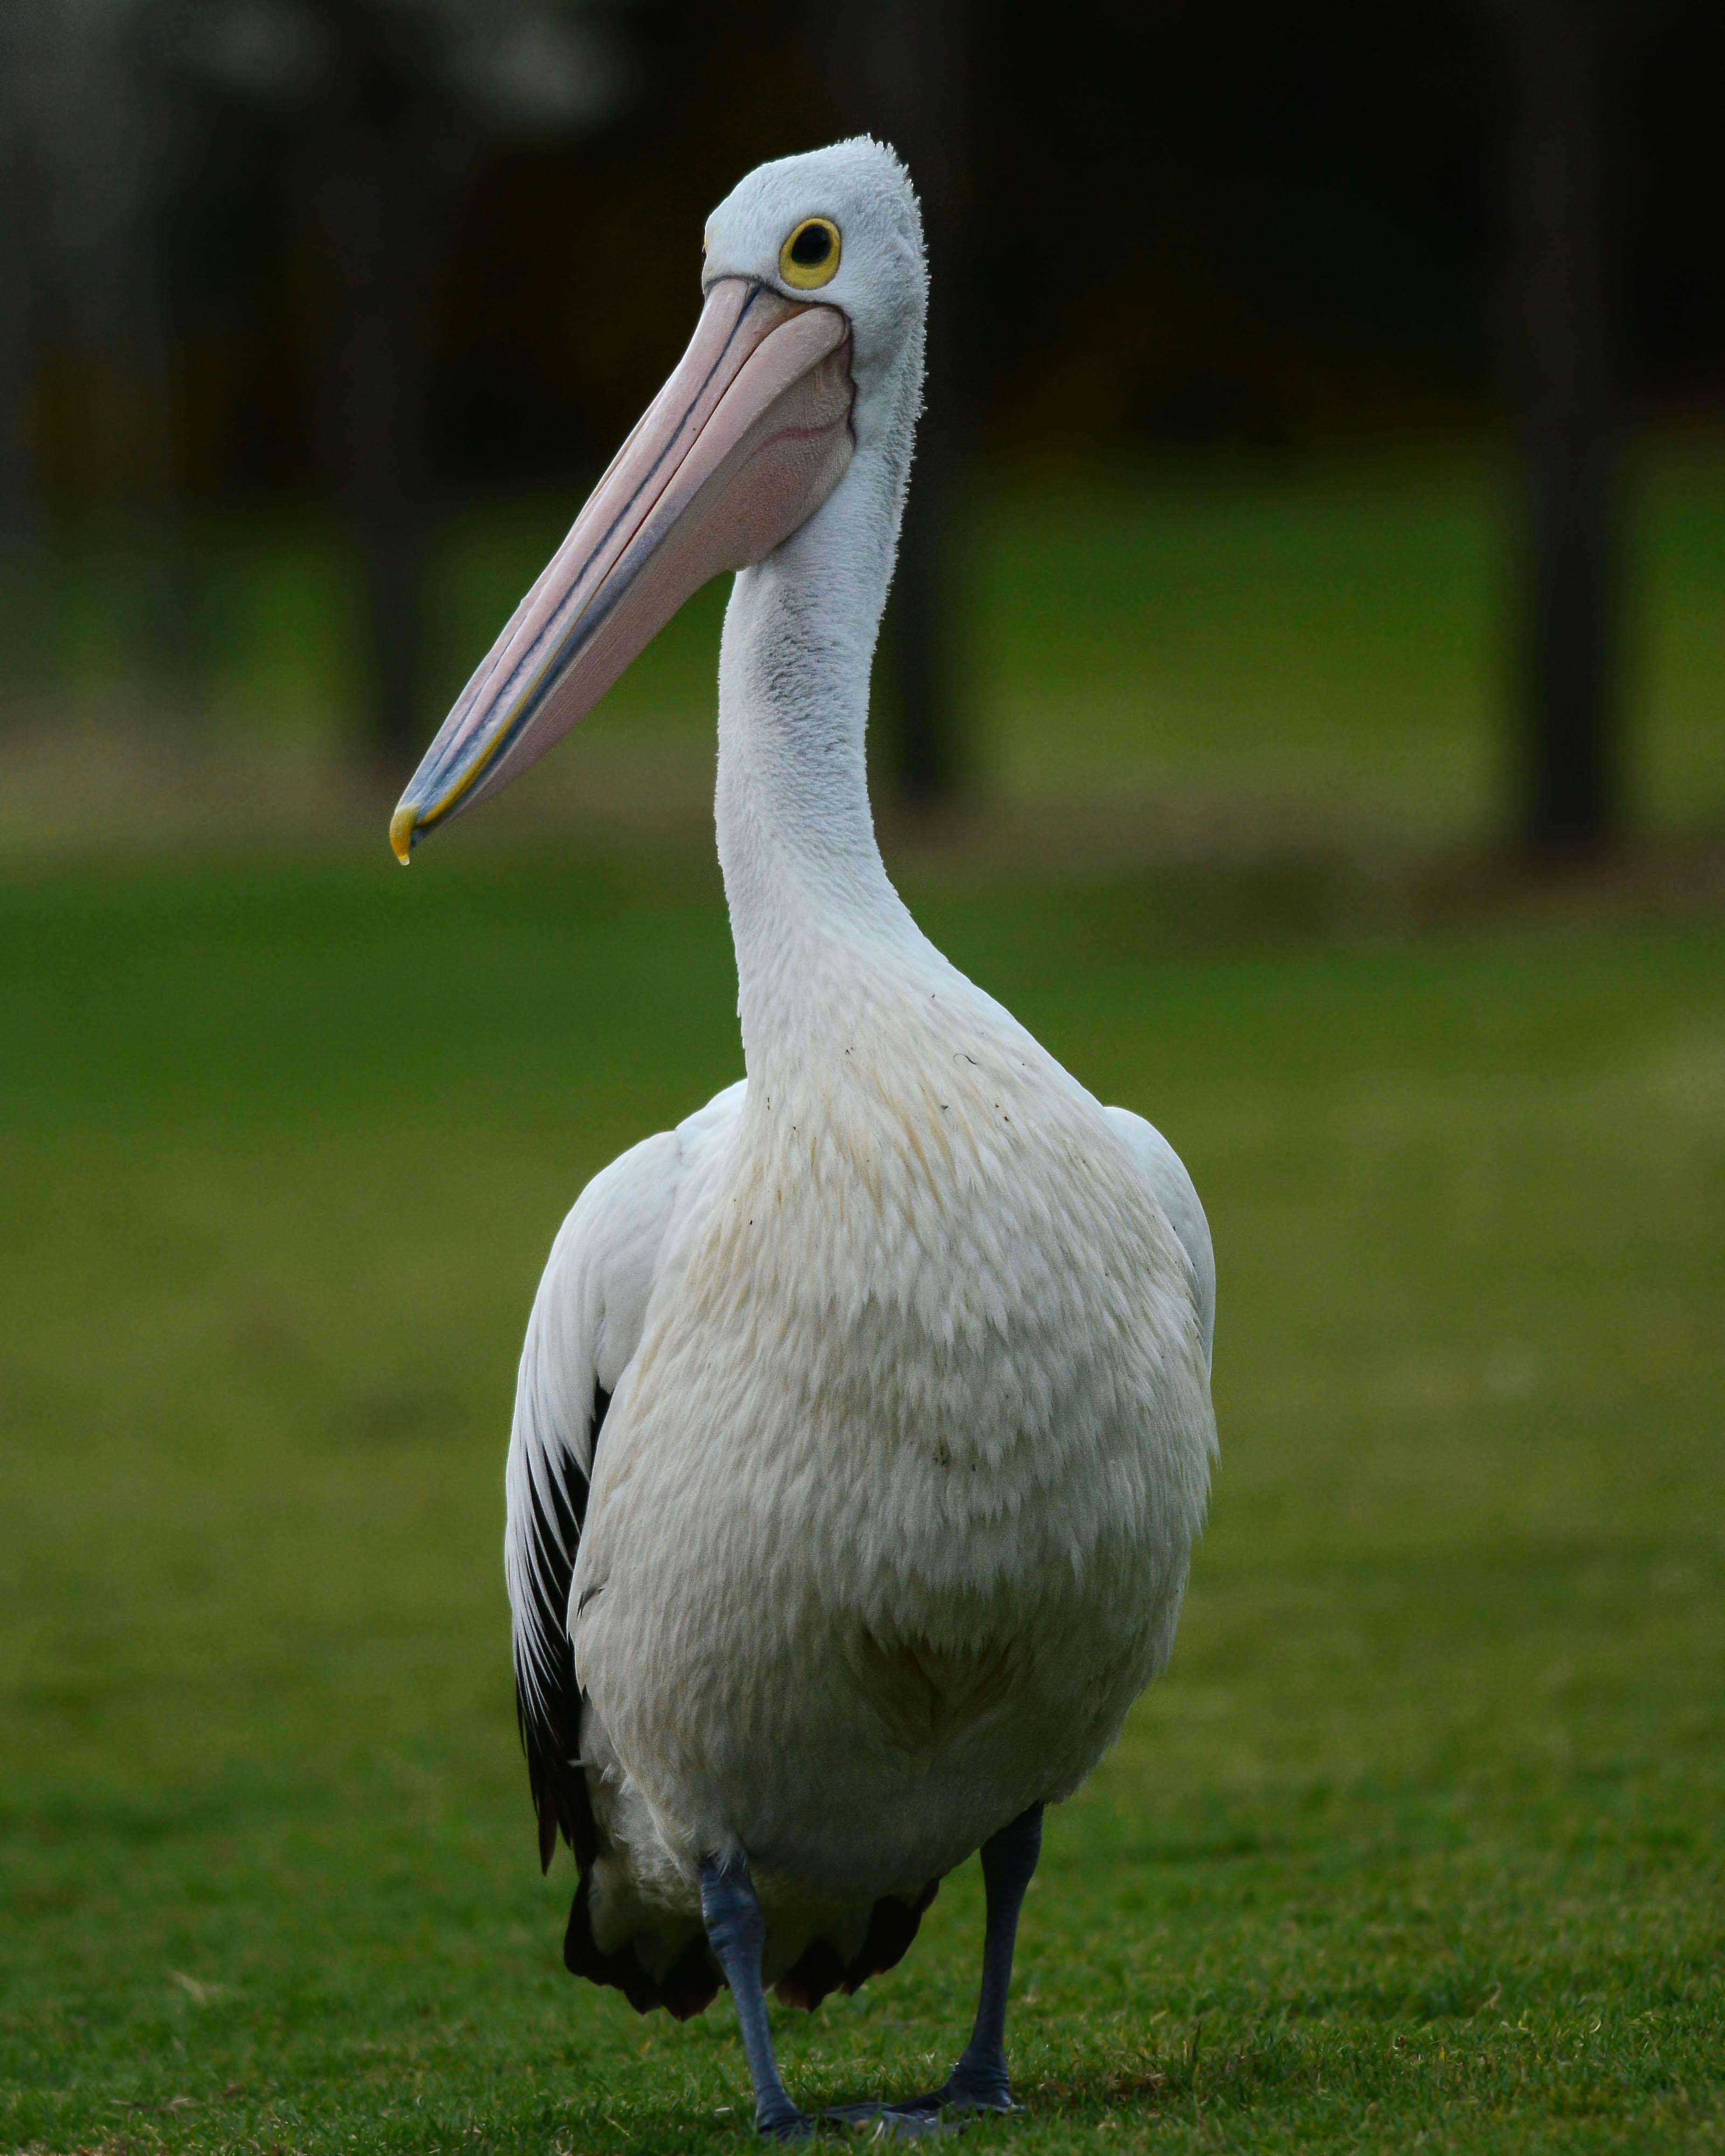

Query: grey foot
[758,2105,815,2140]
[826,2077,1015,2134]
[823,2100,966,2137]
[937,2070,1015,2114]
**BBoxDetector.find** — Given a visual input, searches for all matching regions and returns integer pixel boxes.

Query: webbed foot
[825,2075,1014,2135]
[823,2099,963,2137]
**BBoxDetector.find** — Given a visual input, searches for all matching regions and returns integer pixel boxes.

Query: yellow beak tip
[389,806,418,866]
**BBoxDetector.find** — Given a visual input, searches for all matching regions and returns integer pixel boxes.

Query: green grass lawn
[2,850,1722,2154]
[22,437,1725,847]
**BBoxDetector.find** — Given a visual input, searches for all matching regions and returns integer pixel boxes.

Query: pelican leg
[941,1802,1044,2109]
[699,1855,812,2141]
[828,1803,1044,2136]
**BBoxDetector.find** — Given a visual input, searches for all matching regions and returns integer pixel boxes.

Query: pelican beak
[390,280,854,860]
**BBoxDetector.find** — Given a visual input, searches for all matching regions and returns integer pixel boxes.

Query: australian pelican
[390,139,1217,2139]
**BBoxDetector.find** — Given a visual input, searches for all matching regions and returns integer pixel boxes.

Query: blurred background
[4,8,1723,2151]
[0,0,1721,868]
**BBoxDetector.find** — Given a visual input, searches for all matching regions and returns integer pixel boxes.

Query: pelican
[390,139,1216,2139]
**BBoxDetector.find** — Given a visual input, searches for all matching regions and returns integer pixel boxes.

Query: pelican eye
[779,217,841,291]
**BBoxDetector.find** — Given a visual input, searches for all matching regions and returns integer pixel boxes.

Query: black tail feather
[775,1881,941,2010]
[561,1872,940,2020]
[564,1870,721,2021]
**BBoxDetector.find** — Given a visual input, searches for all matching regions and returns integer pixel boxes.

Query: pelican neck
[714,434,932,1062]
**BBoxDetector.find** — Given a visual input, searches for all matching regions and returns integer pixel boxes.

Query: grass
[1,846,1721,2153]
[15,436,1725,844]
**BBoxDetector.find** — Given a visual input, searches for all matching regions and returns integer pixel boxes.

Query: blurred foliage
[5,451,1721,842]
[2,0,1719,817]
[3,0,1723,518]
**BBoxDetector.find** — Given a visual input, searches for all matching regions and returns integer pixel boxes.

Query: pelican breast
[571,973,1213,1885]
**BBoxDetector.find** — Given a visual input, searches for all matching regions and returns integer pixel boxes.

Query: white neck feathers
[715,298,931,1073]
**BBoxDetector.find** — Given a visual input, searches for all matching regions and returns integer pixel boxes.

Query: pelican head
[390,138,923,861]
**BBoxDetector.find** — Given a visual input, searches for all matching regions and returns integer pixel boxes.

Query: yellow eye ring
[779,217,841,291]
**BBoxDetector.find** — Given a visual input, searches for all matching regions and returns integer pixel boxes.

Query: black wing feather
[516,1381,609,1872]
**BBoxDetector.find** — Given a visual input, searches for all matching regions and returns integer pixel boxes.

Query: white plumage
[398,136,1216,2136]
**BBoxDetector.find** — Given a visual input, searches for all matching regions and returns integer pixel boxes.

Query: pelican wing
[505,1080,746,1868]
[1104,1105,1216,1370]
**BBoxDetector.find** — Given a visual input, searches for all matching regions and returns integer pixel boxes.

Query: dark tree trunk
[888,382,967,803]
[823,0,977,804]
[87,240,194,704]
[20,0,196,709]
[322,128,432,776]
[0,48,43,698]
[300,0,467,780]
[0,128,36,544]
[1477,0,1669,856]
